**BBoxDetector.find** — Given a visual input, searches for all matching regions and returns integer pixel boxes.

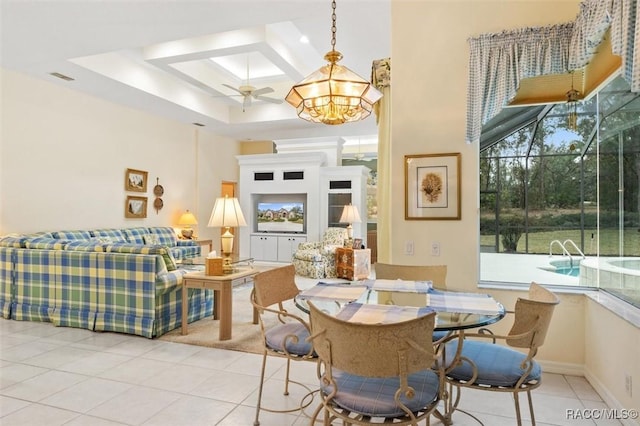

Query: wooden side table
[335,248,371,280]
[181,268,259,340]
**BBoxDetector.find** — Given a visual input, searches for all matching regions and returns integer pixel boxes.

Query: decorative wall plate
[153,177,164,197]
[154,197,164,211]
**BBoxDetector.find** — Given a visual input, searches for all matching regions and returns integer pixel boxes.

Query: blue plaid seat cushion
[264,322,314,356]
[321,369,440,418]
[444,340,541,387]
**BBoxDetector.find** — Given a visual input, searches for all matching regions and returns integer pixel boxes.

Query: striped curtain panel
[466,0,639,144]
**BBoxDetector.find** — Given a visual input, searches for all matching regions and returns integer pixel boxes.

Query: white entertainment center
[236,140,369,262]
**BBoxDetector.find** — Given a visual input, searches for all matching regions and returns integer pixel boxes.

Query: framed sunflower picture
[404,153,461,220]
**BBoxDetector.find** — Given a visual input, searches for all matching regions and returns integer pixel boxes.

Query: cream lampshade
[208,195,247,274]
[178,210,198,239]
[339,203,361,240]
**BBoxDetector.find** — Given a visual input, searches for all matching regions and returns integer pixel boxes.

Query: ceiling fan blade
[255,95,283,104]
[251,87,274,97]
[222,83,244,95]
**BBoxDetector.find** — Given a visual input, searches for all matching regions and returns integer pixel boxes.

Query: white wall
[0,68,239,249]
[390,0,581,290]
[391,0,640,415]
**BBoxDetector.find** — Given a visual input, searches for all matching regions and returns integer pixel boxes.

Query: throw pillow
[144,234,160,245]
[91,236,112,244]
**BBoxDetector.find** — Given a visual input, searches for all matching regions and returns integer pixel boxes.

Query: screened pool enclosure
[479,74,640,308]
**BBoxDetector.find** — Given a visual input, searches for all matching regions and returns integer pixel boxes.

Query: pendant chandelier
[566,71,580,131]
[285,0,382,125]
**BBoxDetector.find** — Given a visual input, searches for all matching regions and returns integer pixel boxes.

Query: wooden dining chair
[250,264,316,426]
[442,282,560,425]
[374,263,448,290]
[374,263,449,342]
[306,300,444,426]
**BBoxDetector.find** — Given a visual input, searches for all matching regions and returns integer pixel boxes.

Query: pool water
[552,266,580,277]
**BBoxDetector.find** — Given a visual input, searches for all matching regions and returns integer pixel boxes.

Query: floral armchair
[292,227,348,278]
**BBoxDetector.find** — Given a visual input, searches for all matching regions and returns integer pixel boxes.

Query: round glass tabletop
[295,288,505,331]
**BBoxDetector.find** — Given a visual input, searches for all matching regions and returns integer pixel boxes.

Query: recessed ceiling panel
[210,52,285,80]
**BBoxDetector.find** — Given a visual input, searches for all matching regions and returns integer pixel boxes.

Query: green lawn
[480,228,640,256]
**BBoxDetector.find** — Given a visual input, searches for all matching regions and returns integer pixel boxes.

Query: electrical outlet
[431,242,440,256]
[405,241,414,256]
[625,373,633,397]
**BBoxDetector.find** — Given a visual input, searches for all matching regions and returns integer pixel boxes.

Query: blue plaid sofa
[0,227,211,338]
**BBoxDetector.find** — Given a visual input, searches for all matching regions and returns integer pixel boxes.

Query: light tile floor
[0,317,623,426]
[0,272,623,425]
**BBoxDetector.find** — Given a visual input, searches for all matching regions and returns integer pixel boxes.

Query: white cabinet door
[277,236,307,262]
[250,235,278,262]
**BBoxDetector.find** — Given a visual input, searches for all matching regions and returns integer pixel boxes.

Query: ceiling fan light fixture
[285,0,382,125]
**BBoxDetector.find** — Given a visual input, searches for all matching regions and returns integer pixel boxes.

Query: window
[479,75,640,308]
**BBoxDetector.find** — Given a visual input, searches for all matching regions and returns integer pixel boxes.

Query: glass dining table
[295,279,505,426]
[294,280,505,331]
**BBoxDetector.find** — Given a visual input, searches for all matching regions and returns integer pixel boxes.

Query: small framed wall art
[352,238,363,249]
[125,168,148,192]
[404,152,461,220]
[125,196,148,218]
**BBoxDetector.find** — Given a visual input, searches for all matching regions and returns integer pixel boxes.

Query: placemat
[336,303,434,324]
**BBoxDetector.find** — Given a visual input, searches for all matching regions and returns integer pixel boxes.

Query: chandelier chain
[330,0,337,51]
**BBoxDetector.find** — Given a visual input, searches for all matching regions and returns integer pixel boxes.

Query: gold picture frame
[405,153,461,220]
[125,168,148,192]
[352,238,363,249]
[125,196,148,218]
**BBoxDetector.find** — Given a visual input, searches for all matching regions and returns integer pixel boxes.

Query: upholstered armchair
[292,227,348,278]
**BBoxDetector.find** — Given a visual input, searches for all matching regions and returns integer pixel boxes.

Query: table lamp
[208,195,247,274]
[339,203,361,240]
[178,210,198,239]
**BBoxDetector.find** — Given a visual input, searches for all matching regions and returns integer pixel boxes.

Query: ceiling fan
[219,56,283,111]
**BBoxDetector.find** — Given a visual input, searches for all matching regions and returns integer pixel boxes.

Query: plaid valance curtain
[467,0,639,144]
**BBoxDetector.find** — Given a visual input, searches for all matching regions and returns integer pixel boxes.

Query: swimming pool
[546,259,581,276]
[607,259,640,271]
[552,265,580,276]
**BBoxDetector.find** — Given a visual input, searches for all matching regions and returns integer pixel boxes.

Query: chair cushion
[265,322,313,356]
[445,340,541,387]
[321,369,439,418]
[432,330,449,342]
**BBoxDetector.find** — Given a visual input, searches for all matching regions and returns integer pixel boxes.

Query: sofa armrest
[177,240,198,247]
[156,270,187,296]
[297,241,321,251]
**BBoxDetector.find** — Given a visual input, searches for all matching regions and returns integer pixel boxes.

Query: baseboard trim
[584,368,640,426]
[538,360,584,376]
[535,362,638,426]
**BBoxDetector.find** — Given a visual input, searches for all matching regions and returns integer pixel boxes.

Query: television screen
[257,202,305,233]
